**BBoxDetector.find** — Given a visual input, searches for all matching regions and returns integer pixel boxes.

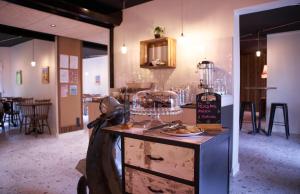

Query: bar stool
[0,103,4,132]
[240,101,257,134]
[267,103,290,139]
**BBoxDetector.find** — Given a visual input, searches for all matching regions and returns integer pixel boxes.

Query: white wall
[114,0,272,91]
[2,39,58,134]
[82,56,109,96]
[267,30,300,134]
[114,0,273,174]
[0,47,11,96]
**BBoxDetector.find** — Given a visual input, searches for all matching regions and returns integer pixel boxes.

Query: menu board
[196,93,221,124]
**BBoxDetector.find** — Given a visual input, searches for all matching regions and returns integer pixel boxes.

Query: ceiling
[0,1,109,44]
[240,4,300,53]
[0,0,152,46]
[0,32,31,46]
[3,0,152,28]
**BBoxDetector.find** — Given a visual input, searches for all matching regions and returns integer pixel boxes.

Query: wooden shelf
[140,37,176,69]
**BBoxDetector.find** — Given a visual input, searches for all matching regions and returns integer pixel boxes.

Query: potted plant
[153,26,165,38]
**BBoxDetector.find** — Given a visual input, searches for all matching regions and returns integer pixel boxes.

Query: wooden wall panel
[56,36,83,133]
[240,51,267,110]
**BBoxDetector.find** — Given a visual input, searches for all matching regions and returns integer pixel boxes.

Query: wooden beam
[4,0,122,28]
[109,27,114,88]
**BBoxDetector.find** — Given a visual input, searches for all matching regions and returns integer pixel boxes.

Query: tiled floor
[231,118,300,194]
[0,128,89,194]
[0,120,300,194]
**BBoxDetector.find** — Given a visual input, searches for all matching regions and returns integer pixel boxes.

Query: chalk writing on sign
[196,93,221,124]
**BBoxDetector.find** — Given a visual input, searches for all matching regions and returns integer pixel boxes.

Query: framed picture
[95,75,101,85]
[16,70,22,85]
[42,66,50,84]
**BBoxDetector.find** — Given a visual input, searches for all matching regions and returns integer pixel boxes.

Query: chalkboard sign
[196,93,221,124]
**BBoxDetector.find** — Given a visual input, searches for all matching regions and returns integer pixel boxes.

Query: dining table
[244,86,277,135]
[19,102,52,136]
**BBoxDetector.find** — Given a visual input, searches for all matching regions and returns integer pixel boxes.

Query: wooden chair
[19,103,35,134]
[2,101,21,127]
[35,102,51,134]
[35,99,51,103]
[22,98,34,104]
[0,102,4,132]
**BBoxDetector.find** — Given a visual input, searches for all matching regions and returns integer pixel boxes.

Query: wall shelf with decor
[140,37,176,69]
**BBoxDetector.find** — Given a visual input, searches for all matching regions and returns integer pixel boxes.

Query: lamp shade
[256,50,261,57]
[31,61,36,67]
[261,65,267,79]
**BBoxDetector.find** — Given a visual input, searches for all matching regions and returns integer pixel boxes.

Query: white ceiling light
[256,31,261,57]
[121,44,128,54]
[50,24,56,27]
[120,0,127,54]
[179,0,185,41]
[31,39,36,67]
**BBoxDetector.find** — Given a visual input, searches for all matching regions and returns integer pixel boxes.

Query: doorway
[232,0,300,175]
[82,42,109,127]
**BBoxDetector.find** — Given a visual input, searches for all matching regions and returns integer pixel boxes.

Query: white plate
[160,129,204,137]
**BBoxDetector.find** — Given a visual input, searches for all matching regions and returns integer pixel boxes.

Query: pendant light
[31,39,36,67]
[256,31,261,57]
[179,0,185,42]
[120,0,127,54]
[261,64,267,79]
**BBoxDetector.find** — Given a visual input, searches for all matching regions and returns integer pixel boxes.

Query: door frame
[232,0,300,176]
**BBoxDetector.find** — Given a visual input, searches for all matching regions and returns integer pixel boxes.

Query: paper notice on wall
[60,69,69,83]
[70,55,78,69]
[70,85,78,96]
[61,84,68,97]
[60,54,69,68]
[69,69,79,83]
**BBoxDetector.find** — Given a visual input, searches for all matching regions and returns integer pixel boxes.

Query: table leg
[256,99,267,135]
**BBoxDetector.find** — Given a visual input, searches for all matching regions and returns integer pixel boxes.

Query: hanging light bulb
[178,0,186,43]
[256,31,261,57]
[120,0,127,54]
[121,44,127,54]
[31,61,36,67]
[31,39,36,67]
[256,50,261,57]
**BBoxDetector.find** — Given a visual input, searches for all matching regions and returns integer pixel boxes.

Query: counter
[102,126,230,194]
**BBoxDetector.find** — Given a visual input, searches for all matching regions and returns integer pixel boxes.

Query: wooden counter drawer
[124,137,194,181]
[125,167,194,194]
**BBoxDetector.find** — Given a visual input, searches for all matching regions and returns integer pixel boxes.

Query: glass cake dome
[131,89,182,126]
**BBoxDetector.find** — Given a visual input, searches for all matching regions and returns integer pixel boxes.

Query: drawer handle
[147,186,164,193]
[146,154,164,161]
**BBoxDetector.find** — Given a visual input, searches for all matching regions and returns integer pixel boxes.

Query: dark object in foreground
[77,96,126,194]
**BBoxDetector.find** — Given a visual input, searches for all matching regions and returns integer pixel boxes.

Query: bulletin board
[57,36,83,133]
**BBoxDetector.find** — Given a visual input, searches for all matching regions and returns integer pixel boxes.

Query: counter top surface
[102,125,228,146]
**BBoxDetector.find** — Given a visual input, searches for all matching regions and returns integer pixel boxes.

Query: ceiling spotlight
[82,8,89,12]
[50,24,56,27]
